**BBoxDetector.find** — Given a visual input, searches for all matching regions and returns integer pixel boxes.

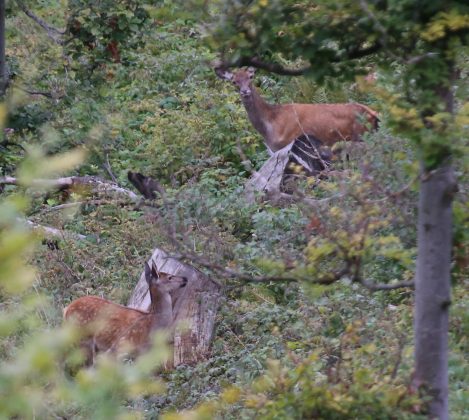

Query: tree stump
[128,248,222,367]
[244,144,291,203]
[244,134,331,203]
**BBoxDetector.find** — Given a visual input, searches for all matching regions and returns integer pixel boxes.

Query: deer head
[145,261,187,296]
[215,66,257,97]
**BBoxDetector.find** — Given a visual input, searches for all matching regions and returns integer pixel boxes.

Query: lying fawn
[63,262,187,365]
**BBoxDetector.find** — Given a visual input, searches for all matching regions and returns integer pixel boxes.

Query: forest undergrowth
[1,1,468,419]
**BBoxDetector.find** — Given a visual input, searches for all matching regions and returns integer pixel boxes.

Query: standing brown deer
[63,262,187,365]
[215,66,379,153]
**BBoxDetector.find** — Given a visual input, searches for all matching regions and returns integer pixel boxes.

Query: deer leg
[79,338,96,367]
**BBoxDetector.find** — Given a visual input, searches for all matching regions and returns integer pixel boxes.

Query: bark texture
[0,175,139,200]
[414,163,456,420]
[243,135,331,203]
[128,248,222,367]
[0,0,6,95]
[244,145,291,203]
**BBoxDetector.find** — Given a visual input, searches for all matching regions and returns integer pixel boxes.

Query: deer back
[63,296,147,353]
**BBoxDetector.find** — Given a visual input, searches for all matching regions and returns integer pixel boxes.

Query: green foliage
[65,0,150,67]
[2,1,468,419]
[0,114,170,419]
[195,0,469,168]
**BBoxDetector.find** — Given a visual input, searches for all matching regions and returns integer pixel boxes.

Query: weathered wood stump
[244,134,331,203]
[128,248,222,367]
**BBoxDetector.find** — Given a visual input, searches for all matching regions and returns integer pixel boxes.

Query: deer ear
[247,67,256,78]
[151,263,161,280]
[214,67,233,81]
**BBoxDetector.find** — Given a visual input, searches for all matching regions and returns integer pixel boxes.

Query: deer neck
[241,86,276,149]
[149,292,173,331]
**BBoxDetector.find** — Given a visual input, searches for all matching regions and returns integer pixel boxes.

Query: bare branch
[406,52,439,65]
[103,153,118,183]
[214,57,310,76]
[17,218,87,241]
[391,333,407,379]
[0,175,139,200]
[278,192,345,207]
[214,42,381,76]
[358,278,415,291]
[359,0,387,40]
[15,0,65,45]
[234,57,311,76]
[21,89,54,98]
[35,199,116,214]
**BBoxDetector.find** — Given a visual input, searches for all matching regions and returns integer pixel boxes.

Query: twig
[103,153,118,183]
[391,333,407,379]
[358,0,401,63]
[21,89,55,98]
[235,138,254,174]
[16,85,66,101]
[38,201,87,213]
[35,199,114,214]
[278,192,345,206]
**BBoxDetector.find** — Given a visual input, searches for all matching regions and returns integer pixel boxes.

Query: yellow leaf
[221,386,241,404]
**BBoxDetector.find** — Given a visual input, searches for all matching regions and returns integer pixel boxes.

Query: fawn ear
[151,262,161,280]
[247,67,256,78]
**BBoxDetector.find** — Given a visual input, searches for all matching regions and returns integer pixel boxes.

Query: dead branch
[0,175,139,200]
[34,199,118,214]
[17,218,87,240]
[21,89,54,98]
[277,192,345,207]
[15,0,65,45]
[358,278,414,291]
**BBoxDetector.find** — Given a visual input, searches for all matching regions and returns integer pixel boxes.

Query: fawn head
[215,66,257,97]
[144,262,188,296]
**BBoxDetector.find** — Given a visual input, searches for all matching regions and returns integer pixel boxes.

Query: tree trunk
[128,247,222,367]
[0,0,6,96]
[413,163,456,419]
